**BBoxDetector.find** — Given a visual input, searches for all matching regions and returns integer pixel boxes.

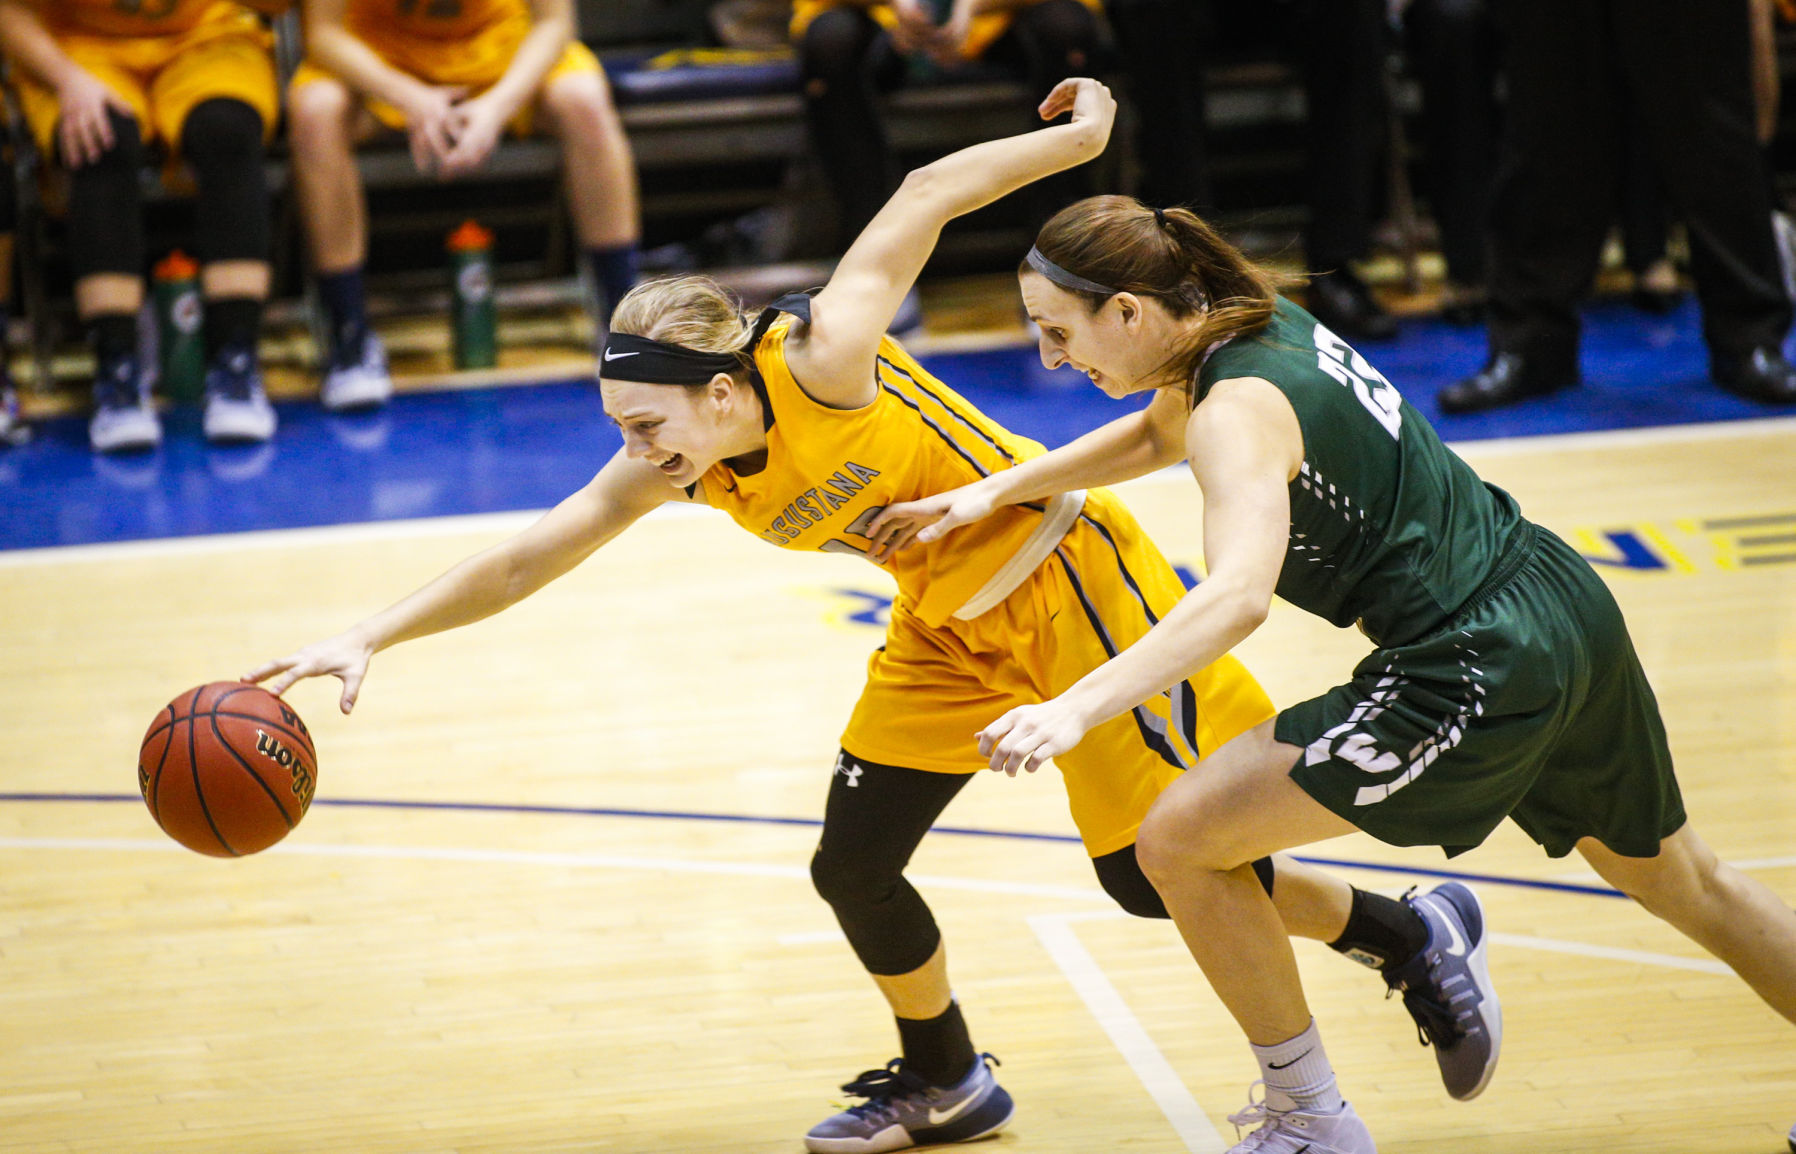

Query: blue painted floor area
[3,295,1791,551]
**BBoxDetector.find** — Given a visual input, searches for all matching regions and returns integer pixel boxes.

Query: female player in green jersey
[870,195,1796,1153]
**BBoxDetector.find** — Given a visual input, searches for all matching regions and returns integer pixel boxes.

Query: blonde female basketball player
[868,191,1796,1152]
[250,79,1487,1153]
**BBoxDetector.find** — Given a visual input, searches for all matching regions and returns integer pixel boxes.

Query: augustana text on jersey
[756,461,883,545]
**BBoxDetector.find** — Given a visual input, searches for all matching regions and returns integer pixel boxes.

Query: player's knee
[182,99,264,167]
[810,845,901,912]
[1136,798,1233,887]
[66,108,144,173]
[287,78,354,139]
[544,72,615,125]
[800,9,875,84]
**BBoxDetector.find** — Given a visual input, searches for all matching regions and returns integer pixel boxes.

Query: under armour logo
[833,754,862,788]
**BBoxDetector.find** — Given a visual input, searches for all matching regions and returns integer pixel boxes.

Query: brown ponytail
[1026,196,1295,389]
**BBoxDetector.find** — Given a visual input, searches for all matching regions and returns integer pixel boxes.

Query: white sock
[1250,1019,1344,1115]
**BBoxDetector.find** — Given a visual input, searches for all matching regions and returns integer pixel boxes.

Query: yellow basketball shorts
[842,488,1275,858]
[290,31,602,137]
[16,12,278,158]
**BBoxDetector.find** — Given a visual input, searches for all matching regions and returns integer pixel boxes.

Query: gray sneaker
[1386,882,1501,1101]
[1786,1119,1793,1153]
[89,356,162,453]
[804,1054,1013,1153]
[1225,1084,1376,1153]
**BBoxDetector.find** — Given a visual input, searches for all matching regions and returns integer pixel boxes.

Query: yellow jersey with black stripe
[695,313,1061,630]
[345,0,523,42]
[39,0,245,38]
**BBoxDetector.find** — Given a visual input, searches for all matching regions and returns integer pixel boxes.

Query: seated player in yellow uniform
[287,0,640,411]
[250,79,1479,1154]
[793,0,1102,253]
[0,0,285,451]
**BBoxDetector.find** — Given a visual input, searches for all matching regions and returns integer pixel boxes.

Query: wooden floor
[1,419,1793,1153]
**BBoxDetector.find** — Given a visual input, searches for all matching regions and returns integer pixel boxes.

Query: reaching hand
[863,483,998,562]
[55,69,135,169]
[977,697,1095,776]
[1037,76,1115,131]
[242,631,377,715]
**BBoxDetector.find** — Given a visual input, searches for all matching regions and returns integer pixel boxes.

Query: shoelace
[1226,1081,1313,1152]
[838,1060,933,1122]
[1386,890,1480,1051]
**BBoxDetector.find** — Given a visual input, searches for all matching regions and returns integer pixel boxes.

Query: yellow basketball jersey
[696,315,1065,629]
[346,0,523,42]
[42,0,243,38]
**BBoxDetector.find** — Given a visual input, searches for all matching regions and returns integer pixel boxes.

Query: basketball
[138,681,318,857]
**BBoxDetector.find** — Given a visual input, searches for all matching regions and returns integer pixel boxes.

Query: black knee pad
[181,98,270,264]
[799,7,882,85]
[66,109,146,279]
[1095,848,1276,918]
[1092,845,1171,919]
[809,841,903,912]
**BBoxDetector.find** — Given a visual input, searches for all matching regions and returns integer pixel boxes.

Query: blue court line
[0,791,1627,899]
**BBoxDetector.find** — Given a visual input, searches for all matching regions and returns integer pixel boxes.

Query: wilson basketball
[138,681,318,857]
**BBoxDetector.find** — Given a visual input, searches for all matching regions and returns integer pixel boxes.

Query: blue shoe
[804,1054,1013,1153]
[1386,882,1502,1101]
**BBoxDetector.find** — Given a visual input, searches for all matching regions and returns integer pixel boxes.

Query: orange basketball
[138,682,318,857]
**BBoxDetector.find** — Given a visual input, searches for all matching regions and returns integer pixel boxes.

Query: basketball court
[0,297,1793,1152]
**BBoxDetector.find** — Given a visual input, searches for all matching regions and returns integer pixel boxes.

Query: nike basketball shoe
[804,1053,1014,1153]
[1385,882,1502,1100]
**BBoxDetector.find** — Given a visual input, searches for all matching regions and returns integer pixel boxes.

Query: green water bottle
[153,249,204,403]
[447,220,497,370]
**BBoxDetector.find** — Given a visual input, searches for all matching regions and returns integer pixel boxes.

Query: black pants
[1404,0,1500,288]
[798,0,1098,247]
[1487,0,1789,368]
[1107,0,1388,268]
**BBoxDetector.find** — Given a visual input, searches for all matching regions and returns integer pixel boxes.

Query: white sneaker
[1225,1084,1376,1154]
[320,331,393,412]
[202,348,277,444]
[0,383,27,446]
[89,357,162,453]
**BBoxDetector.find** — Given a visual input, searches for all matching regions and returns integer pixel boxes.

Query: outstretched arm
[978,378,1302,774]
[244,451,677,712]
[788,77,1116,407]
[866,384,1190,559]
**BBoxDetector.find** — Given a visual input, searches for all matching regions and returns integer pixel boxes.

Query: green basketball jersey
[1195,299,1526,646]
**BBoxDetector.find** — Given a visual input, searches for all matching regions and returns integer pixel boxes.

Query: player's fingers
[339,671,362,714]
[240,658,287,684]
[263,669,303,697]
[977,713,1015,758]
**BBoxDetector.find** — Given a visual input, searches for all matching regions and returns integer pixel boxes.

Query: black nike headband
[599,333,744,384]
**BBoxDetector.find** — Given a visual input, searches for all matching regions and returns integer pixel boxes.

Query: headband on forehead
[599,332,744,384]
[1025,247,1117,298]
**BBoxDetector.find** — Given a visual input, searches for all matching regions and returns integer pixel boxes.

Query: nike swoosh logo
[1438,908,1467,957]
[927,1083,987,1126]
[1267,1048,1312,1070]
[602,349,638,361]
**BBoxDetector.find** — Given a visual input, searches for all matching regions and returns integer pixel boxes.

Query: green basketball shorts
[1276,523,1686,858]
